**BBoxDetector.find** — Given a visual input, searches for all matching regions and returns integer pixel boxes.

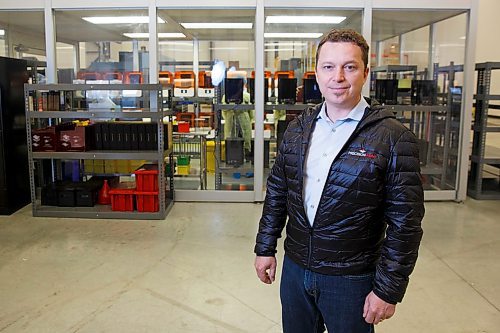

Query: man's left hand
[363,291,396,325]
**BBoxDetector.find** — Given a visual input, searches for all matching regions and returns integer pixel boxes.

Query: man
[254,29,424,333]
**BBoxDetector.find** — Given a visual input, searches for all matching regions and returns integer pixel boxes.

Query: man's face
[315,41,369,111]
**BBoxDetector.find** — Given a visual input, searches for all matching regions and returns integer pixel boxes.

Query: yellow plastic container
[83,159,105,174]
[206,141,215,173]
[177,165,190,175]
[206,140,225,174]
[104,160,117,173]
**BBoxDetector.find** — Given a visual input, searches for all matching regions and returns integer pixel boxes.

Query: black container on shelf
[57,184,77,207]
[224,78,244,104]
[375,79,399,105]
[225,139,244,166]
[303,78,322,104]
[41,183,58,206]
[278,78,297,104]
[247,78,269,104]
[411,80,437,105]
[75,183,100,207]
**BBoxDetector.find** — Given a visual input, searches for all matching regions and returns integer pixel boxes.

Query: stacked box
[83,159,105,174]
[177,155,190,166]
[135,191,159,212]
[133,164,159,212]
[109,182,136,211]
[40,179,103,207]
[177,165,190,175]
[134,164,159,191]
[58,125,95,151]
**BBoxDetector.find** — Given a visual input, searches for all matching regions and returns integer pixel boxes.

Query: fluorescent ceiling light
[459,36,466,40]
[209,47,249,50]
[83,16,165,24]
[265,42,307,47]
[124,32,185,39]
[159,41,193,46]
[181,23,252,29]
[162,49,192,53]
[159,33,185,38]
[439,43,465,47]
[266,16,346,24]
[264,33,323,39]
[265,48,299,52]
[401,50,428,54]
[0,29,4,36]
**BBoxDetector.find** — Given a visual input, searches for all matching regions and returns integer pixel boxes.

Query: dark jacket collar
[299,97,395,132]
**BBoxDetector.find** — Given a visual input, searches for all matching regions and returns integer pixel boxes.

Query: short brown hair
[315,29,369,69]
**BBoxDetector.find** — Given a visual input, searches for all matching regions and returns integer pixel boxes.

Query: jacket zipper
[307,227,313,269]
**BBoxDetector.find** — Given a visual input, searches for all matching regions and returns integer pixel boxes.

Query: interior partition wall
[0,0,478,202]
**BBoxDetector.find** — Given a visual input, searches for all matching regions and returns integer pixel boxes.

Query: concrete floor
[0,200,499,333]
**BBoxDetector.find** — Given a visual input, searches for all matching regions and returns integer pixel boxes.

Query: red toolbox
[135,191,159,212]
[134,164,159,191]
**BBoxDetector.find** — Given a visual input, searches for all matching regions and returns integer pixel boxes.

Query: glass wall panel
[158,8,256,192]
[263,8,362,188]
[373,35,399,67]
[0,26,6,57]
[55,9,150,84]
[401,27,429,73]
[373,10,467,192]
[0,10,46,65]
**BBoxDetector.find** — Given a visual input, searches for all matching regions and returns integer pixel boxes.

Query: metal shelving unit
[371,64,460,191]
[432,62,464,190]
[385,105,450,185]
[370,65,418,99]
[24,83,175,219]
[213,100,309,190]
[468,62,500,199]
[172,131,209,190]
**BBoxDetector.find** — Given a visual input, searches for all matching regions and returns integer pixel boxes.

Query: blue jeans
[280,255,375,333]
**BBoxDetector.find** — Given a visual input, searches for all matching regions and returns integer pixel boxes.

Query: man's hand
[254,256,277,284]
[363,291,396,325]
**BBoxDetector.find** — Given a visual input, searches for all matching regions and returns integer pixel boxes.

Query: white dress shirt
[303,97,369,226]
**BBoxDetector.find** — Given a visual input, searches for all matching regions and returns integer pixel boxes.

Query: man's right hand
[254,256,277,284]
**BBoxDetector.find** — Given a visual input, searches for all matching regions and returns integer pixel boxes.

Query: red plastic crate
[134,164,159,192]
[135,191,159,212]
[177,121,190,133]
[109,183,136,211]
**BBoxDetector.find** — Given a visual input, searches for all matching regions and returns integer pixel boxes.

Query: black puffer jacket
[255,99,424,304]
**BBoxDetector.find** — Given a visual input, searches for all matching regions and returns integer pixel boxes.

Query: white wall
[476,0,500,96]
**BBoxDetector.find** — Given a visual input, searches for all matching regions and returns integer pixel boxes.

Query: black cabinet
[0,56,30,215]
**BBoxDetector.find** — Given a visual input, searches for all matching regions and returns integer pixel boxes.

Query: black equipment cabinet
[0,56,30,215]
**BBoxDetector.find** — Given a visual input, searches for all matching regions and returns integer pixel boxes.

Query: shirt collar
[318,96,369,122]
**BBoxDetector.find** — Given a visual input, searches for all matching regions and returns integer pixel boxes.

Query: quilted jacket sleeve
[254,137,289,257]
[373,129,425,304]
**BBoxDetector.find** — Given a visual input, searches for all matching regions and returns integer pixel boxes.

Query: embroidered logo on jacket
[347,149,376,159]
